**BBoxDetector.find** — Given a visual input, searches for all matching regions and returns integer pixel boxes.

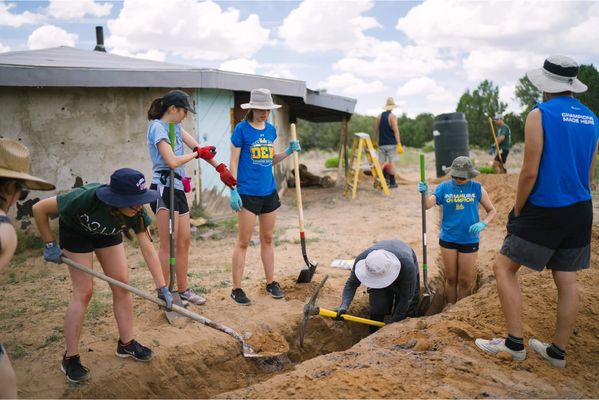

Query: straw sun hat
[0,138,55,190]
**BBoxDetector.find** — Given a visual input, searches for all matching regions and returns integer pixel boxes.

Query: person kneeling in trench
[336,240,420,333]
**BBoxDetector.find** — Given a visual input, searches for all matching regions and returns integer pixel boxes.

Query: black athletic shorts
[495,150,509,164]
[439,239,479,253]
[149,184,190,215]
[59,220,122,253]
[240,190,281,215]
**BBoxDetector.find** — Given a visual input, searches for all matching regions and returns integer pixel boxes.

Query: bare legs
[156,209,191,291]
[440,247,478,304]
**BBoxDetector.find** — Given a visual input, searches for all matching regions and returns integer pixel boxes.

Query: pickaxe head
[299,275,328,347]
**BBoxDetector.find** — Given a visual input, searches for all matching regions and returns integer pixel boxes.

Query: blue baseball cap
[96,168,158,208]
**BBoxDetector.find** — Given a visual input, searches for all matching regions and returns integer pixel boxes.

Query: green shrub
[478,166,495,174]
[324,157,339,168]
[422,140,435,153]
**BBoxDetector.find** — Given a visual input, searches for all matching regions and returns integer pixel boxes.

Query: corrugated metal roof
[0,46,356,119]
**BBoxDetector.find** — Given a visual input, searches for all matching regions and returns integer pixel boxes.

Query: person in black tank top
[374,97,403,188]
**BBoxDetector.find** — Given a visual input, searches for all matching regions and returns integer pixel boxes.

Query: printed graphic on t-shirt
[444,193,476,211]
[77,213,119,236]
[561,111,596,125]
[251,137,274,167]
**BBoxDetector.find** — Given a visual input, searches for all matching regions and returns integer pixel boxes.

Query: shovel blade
[165,292,187,324]
[296,262,318,283]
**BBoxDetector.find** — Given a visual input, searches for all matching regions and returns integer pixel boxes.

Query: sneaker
[388,182,398,188]
[475,338,526,361]
[529,338,566,368]
[61,353,90,383]
[266,281,284,299]
[231,288,252,305]
[179,288,206,305]
[157,289,189,308]
[116,339,153,362]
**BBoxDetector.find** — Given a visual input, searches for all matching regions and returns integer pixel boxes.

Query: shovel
[488,117,506,174]
[418,153,434,315]
[60,256,286,363]
[164,122,186,324]
[290,123,318,283]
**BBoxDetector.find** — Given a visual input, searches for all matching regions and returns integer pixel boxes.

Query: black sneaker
[116,339,153,362]
[231,288,252,305]
[266,281,284,299]
[61,353,90,383]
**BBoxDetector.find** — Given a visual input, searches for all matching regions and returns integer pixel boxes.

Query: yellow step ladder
[344,132,389,199]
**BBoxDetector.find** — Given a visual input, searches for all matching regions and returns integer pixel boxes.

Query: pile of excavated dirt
[2,151,598,398]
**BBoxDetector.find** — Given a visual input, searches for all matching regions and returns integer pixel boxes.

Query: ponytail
[147,97,166,120]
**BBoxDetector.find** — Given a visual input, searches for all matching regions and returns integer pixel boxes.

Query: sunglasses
[452,176,467,181]
[16,181,29,201]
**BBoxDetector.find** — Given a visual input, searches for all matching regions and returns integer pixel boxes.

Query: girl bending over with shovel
[229,88,301,305]
[147,90,237,306]
[0,139,55,397]
[32,168,171,383]
[418,156,496,305]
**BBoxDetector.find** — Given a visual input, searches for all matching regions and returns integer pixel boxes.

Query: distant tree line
[297,64,599,151]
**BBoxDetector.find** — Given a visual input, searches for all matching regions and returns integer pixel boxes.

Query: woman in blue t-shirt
[228,88,301,306]
[418,156,496,304]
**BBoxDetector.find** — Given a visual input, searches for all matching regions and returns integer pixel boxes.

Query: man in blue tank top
[476,56,599,369]
[374,97,403,188]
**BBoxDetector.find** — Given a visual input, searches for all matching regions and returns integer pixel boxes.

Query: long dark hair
[109,207,147,241]
[243,109,255,122]
[147,98,167,120]
[0,178,18,212]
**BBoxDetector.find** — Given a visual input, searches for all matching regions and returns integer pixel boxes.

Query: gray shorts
[500,233,590,272]
[378,145,398,163]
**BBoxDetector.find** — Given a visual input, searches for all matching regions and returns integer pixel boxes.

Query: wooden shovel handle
[290,123,304,232]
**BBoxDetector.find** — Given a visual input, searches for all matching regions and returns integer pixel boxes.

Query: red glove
[194,146,216,161]
[216,163,237,187]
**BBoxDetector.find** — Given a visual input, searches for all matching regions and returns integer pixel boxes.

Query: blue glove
[158,286,173,311]
[334,308,347,321]
[230,188,243,212]
[469,221,488,234]
[285,140,301,156]
[43,241,62,263]
[418,182,429,194]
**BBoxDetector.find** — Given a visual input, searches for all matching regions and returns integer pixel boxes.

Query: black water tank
[433,112,469,178]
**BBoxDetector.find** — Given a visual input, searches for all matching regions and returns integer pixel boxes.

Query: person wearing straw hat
[476,56,599,369]
[336,240,420,333]
[32,168,172,382]
[492,113,511,173]
[229,88,301,306]
[374,97,404,188]
[0,138,55,398]
[418,156,496,305]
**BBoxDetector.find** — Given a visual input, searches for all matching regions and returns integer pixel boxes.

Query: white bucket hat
[383,97,398,111]
[0,138,55,190]
[241,88,282,110]
[355,249,401,289]
[526,55,588,94]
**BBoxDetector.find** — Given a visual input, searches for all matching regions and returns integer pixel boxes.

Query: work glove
[216,163,237,188]
[194,146,216,161]
[285,140,301,156]
[230,188,243,212]
[158,286,173,311]
[334,308,347,321]
[43,241,62,264]
[417,181,429,194]
[396,143,404,155]
[469,221,488,234]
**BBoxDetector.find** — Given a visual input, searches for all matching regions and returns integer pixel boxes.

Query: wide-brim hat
[241,88,282,110]
[0,138,55,190]
[96,168,159,208]
[526,55,588,94]
[443,156,480,179]
[355,249,401,289]
[384,97,398,111]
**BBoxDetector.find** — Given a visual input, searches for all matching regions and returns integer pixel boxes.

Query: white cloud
[0,1,43,27]
[317,73,384,96]
[462,49,541,82]
[0,42,9,52]
[219,58,258,75]
[499,83,523,114]
[109,48,166,62]
[396,77,454,102]
[278,0,379,53]
[261,64,296,80]
[107,0,270,61]
[27,25,77,49]
[47,0,112,19]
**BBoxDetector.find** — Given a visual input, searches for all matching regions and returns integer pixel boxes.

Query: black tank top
[379,111,397,145]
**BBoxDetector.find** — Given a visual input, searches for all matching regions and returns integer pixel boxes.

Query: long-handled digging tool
[291,123,318,283]
[61,256,287,364]
[418,154,434,316]
[488,116,506,174]
[300,275,384,347]
[164,122,186,324]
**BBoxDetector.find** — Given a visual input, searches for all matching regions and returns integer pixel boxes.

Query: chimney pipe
[94,26,106,52]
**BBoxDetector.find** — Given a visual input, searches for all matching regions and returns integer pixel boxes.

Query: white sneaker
[179,288,206,305]
[475,338,526,361]
[529,338,566,368]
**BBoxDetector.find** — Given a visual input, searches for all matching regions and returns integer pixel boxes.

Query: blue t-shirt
[434,180,482,244]
[528,97,599,207]
[231,120,277,196]
[147,119,185,191]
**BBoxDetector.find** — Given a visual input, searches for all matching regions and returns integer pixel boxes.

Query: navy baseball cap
[163,89,196,114]
[96,168,159,208]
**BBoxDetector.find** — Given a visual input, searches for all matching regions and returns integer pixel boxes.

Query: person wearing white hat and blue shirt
[336,239,420,332]
[229,88,301,305]
[476,55,599,368]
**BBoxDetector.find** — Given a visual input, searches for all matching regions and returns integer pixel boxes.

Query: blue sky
[1,0,597,117]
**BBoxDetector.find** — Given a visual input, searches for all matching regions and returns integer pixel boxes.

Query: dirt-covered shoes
[231,288,252,305]
[475,338,526,361]
[529,338,566,368]
[61,353,90,383]
[266,281,284,299]
[116,339,153,362]
[179,288,206,305]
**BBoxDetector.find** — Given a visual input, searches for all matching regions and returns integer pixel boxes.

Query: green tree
[514,75,541,114]
[398,113,434,147]
[502,112,524,144]
[576,64,599,115]
[456,80,507,147]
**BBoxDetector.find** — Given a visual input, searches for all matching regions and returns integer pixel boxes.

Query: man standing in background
[493,114,511,174]
[374,97,404,188]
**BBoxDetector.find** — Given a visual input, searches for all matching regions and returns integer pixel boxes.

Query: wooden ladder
[343,133,389,199]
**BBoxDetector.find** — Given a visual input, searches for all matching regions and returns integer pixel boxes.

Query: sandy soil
[2,149,598,398]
